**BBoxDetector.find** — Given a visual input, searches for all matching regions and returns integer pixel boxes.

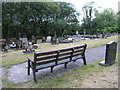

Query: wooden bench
[27,44,87,82]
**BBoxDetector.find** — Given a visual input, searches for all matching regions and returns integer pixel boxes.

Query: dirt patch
[80,65,118,88]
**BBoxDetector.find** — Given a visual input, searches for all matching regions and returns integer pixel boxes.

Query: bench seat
[36,62,56,70]
[57,59,70,65]
[72,55,83,61]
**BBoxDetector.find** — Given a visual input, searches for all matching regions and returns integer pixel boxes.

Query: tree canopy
[81,1,118,35]
[2,2,80,39]
[2,1,119,39]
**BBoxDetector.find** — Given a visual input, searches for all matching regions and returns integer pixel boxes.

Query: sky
[54,0,119,23]
[54,0,119,12]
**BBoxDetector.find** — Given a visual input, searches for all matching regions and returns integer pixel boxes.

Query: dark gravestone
[31,35,37,45]
[99,41,117,66]
[42,37,46,43]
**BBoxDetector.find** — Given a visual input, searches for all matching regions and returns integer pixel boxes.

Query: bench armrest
[27,57,34,62]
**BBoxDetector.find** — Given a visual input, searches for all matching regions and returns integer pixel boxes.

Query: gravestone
[42,37,46,43]
[31,35,36,44]
[19,38,28,49]
[51,36,56,45]
[16,40,22,49]
[99,41,117,66]
[46,36,52,43]
[22,41,35,53]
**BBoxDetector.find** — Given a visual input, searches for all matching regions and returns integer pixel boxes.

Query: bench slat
[58,55,71,61]
[57,59,69,64]
[59,51,72,57]
[36,59,56,65]
[73,45,85,49]
[73,52,83,57]
[36,54,57,61]
[59,48,72,52]
[73,49,84,54]
[72,56,83,61]
[36,62,55,70]
[35,50,57,56]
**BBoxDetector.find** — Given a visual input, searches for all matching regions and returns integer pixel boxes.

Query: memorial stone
[46,36,52,43]
[19,38,28,48]
[99,41,117,66]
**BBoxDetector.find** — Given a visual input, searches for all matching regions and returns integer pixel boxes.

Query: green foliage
[92,8,118,34]
[81,1,118,35]
[82,1,97,34]
[2,2,79,39]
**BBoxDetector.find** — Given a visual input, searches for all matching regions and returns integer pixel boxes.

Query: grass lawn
[1,35,119,88]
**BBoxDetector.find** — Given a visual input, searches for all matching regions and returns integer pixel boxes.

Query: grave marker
[19,38,28,48]
[46,36,52,43]
[99,41,117,66]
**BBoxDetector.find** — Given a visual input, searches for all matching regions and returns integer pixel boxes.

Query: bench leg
[28,60,30,75]
[51,66,54,73]
[32,68,37,82]
[65,63,68,69]
[83,56,87,65]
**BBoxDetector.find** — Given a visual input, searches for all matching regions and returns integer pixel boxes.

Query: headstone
[46,36,52,43]
[22,41,35,53]
[19,38,28,48]
[2,45,9,52]
[99,41,117,66]
[9,42,16,48]
[51,36,56,45]
[16,40,22,49]
[31,35,36,44]
[56,38,59,44]
[68,37,73,42]
[33,45,38,49]
[42,37,46,43]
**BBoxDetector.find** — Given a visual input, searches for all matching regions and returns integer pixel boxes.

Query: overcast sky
[54,0,119,23]
[54,0,119,12]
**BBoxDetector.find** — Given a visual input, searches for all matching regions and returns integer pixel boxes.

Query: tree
[92,8,118,34]
[82,1,97,34]
[2,2,79,39]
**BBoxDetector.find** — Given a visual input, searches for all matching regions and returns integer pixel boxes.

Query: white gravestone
[46,36,52,43]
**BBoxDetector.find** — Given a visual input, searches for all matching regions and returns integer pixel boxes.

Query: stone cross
[99,41,117,66]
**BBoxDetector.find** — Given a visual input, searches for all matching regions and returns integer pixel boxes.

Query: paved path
[2,42,120,83]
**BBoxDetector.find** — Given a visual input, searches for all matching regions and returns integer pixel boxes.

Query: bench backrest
[58,47,73,62]
[34,44,87,66]
[34,50,58,66]
[73,44,87,57]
